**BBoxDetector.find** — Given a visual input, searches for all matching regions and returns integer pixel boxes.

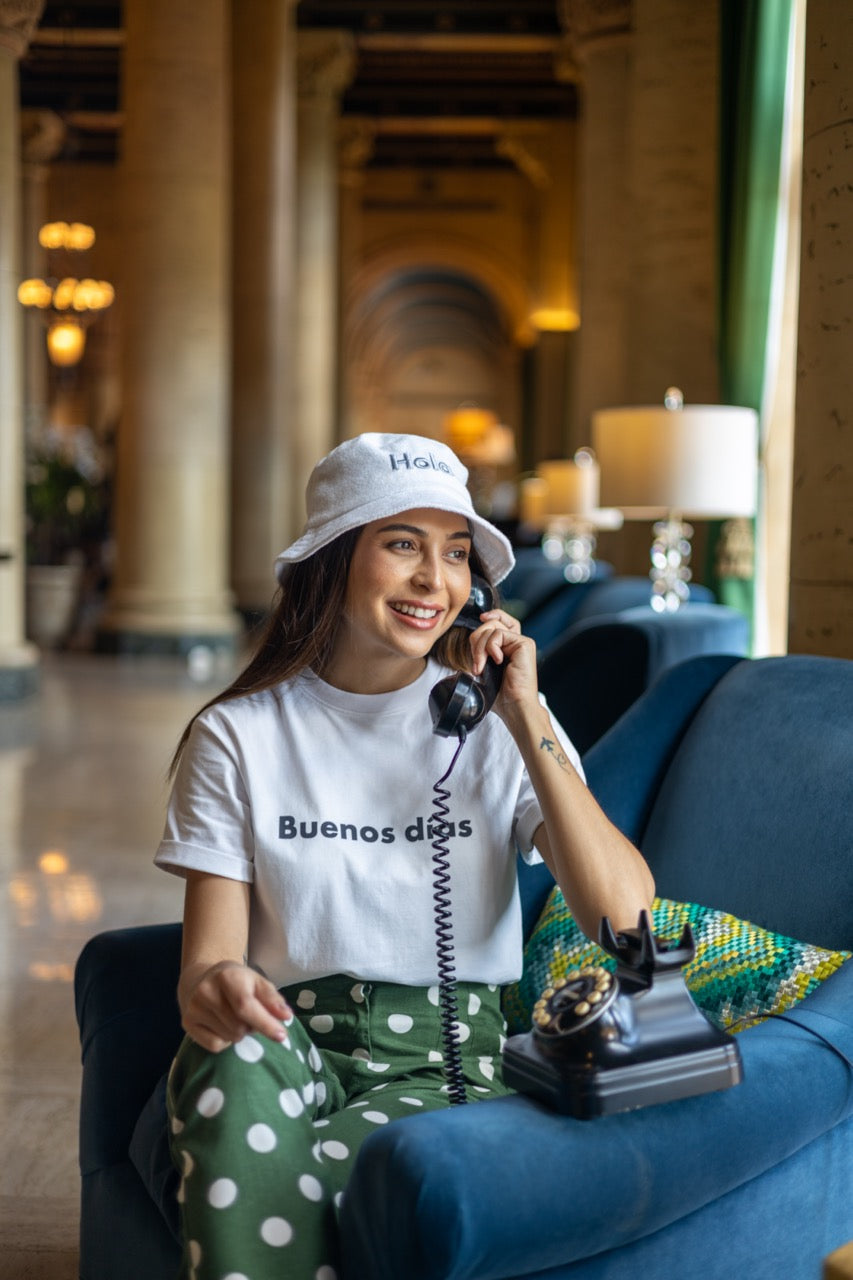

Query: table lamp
[519,449,622,582]
[592,388,758,610]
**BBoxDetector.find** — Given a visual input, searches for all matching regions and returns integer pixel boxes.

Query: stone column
[19,109,64,434]
[100,0,240,653]
[230,0,298,615]
[561,0,634,442]
[789,0,853,657]
[293,30,356,517]
[0,0,43,699]
[625,0,719,404]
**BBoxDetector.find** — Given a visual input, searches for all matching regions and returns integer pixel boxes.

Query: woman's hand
[469,608,541,729]
[178,958,293,1053]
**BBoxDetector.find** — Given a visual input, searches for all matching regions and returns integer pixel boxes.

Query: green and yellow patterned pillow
[503,888,850,1036]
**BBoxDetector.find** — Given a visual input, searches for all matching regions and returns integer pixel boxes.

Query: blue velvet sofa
[75,653,853,1279]
[537,602,749,754]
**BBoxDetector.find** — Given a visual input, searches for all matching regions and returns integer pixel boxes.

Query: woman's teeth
[393,604,439,619]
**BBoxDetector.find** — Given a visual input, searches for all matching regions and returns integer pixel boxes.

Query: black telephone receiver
[429,575,504,738]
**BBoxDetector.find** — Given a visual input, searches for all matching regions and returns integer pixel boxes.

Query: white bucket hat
[275,432,515,585]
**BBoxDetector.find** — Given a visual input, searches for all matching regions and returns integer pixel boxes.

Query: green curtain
[709,0,795,635]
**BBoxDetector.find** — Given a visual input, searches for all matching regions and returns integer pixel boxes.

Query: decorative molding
[557,0,633,62]
[20,108,65,164]
[494,124,552,191]
[297,29,357,99]
[0,0,45,58]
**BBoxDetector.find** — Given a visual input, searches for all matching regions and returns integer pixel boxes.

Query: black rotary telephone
[427,575,505,1105]
[429,575,504,739]
[502,911,743,1118]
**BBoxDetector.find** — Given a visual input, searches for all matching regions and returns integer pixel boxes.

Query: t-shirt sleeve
[513,694,586,862]
[155,712,255,883]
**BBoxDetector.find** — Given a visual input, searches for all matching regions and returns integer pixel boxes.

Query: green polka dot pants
[167,975,512,1280]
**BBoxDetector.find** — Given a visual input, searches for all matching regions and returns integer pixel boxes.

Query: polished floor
[0,650,238,1280]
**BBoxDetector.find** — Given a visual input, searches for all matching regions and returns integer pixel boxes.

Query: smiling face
[323,507,473,693]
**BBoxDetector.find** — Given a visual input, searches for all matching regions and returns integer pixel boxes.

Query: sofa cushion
[503,886,850,1035]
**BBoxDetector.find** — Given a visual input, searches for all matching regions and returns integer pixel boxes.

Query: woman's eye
[447,547,470,562]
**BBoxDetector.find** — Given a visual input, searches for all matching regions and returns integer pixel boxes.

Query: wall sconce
[592,388,758,610]
[519,449,622,582]
[18,221,114,368]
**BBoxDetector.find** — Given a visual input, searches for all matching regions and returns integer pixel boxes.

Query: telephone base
[502,1032,743,1119]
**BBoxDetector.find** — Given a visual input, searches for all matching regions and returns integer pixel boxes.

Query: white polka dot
[297,989,317,1009]
[362,1110,389,1124]
[478,1056,495,1081]
[188,1240,202,1266]
[311,1140,323,1162]
[428,1050,443,1063]
[468,993,482,1017]
[313,1117,330,1128]
[309,1014,334,1034]
[279,1087,305,1118]
[196,1087,225,1118]
[234,1035,264,1063]
[296,1049,306,1064]
[346,1099,369,1108]
[351,1047,370,1061]
[453,1021,471,1043]
[473,1085,491,1094]
[180,1149,195,1176]
[427,986,440,1006]
[488,983,497,992]
[315,1081,327,1106]
[260,1216,293,1246]
[350,982,366,1003]
[299,1173,324,1201]
[370,1082,389,1091]
[366,1060,390,1073]
[223,1274,250,1280]
[170,1115,184,1135]
[208,1178,238,1209]
[308,1045,323,1072]
[317,1267,338,1280]
[388,1013,413,1034]
[247,1123,277,1153]
[399,1096,423,1107]
[334,1191,344,1209]
[303,1080,316,1105]
[177,1179,186,1204]
[320,1139,350,1160]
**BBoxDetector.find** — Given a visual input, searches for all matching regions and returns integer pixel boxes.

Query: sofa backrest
[640,655,853,952]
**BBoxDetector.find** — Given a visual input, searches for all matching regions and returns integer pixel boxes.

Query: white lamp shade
[592,404,758,518]
[537,455,600,516]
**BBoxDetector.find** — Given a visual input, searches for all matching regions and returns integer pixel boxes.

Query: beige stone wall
[788,0,853,658]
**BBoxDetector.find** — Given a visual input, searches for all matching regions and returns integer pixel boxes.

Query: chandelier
[18,221,114,368]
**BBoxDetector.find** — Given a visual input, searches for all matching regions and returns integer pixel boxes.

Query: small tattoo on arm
[540,736,572,774]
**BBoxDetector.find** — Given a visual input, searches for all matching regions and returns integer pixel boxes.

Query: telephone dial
[502,911,744,1118]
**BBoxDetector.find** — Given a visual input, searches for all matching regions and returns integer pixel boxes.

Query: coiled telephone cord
[431,729,469,1106]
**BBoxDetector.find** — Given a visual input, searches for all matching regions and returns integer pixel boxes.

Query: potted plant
[25,427,110,647]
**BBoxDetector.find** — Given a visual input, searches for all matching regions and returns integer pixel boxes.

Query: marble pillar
[19,110,64,436]
[100,0,240,653]
[230,0,298,615]
[0,0,43,699]
[625,0,719,405]
[561,0,633,441]
[293,30,356,517]
[788,0,853,658]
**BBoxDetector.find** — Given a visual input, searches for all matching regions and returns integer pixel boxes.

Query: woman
[157,431,654,1280]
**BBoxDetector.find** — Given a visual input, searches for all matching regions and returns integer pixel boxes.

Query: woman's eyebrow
[377,523,472,541]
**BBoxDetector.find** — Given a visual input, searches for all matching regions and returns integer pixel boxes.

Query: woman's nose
[413,552,444,591]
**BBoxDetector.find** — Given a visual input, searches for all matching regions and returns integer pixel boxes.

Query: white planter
[26,563,84,648]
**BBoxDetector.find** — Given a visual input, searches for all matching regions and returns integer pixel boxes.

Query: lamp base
[542,519,597,584]
[649,518,693,611]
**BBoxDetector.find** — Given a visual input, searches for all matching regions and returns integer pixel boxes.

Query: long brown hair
[169,525,491,775]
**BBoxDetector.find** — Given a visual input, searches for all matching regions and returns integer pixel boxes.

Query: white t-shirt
[155,661,583,988]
